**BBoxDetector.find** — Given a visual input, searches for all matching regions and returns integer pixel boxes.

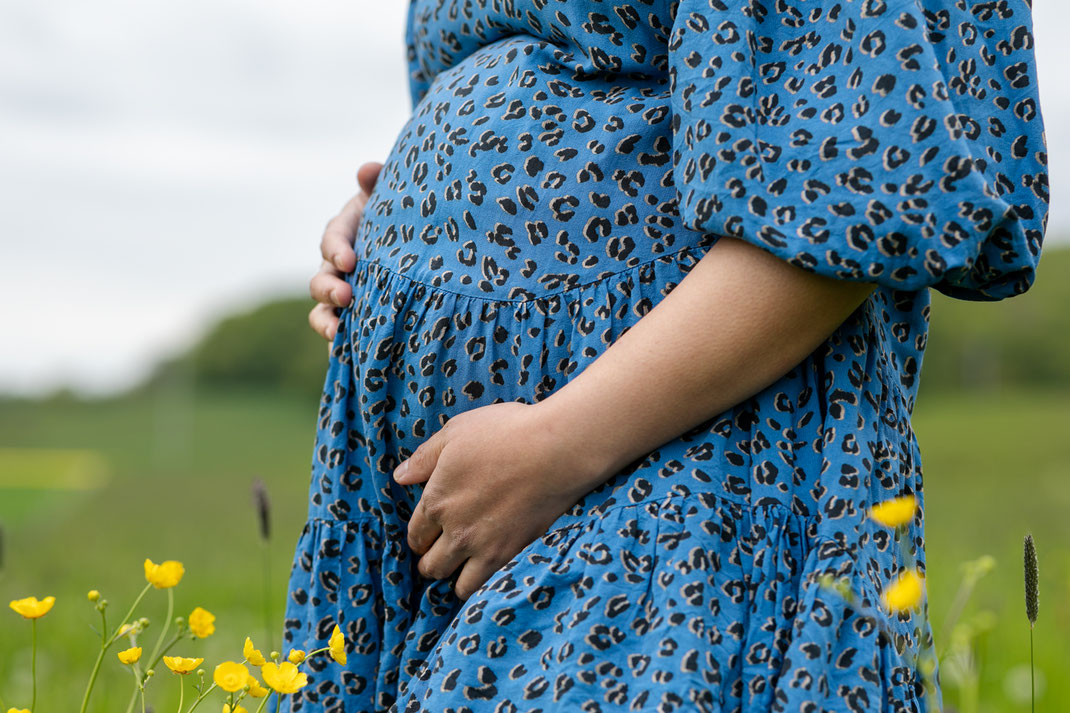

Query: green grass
[0,386,1066,712]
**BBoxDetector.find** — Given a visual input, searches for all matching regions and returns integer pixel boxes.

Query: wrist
[529,392,626,499]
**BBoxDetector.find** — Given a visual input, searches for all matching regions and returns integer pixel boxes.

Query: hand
[308,161,384,341]
[392,401,600,601]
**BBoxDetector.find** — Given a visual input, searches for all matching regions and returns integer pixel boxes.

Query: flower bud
[145,669,156,678]
[196,669,206,677]
[270,651,280,662]
[87,590,101,602]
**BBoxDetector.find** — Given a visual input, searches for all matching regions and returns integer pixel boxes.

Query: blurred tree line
[140,248,1070,402]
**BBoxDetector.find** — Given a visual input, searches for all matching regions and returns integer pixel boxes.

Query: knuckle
[448,525,476,553]
[421,499,445,524]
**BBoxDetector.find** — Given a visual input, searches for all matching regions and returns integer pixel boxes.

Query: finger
[357,161,384,196]
[415,527,469,580]
[309,303,340,342]
[452,555,503,601]
[320,194,366,272]
[393,425,450,484]
[407,497,443,556]
[309,266,353,308]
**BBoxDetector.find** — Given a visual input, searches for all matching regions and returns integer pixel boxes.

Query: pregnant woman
[289,1,1048,711]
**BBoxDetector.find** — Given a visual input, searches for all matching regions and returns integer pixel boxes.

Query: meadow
[2,251,1069,712]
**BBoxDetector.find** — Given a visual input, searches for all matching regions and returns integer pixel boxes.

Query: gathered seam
[349,239,715,307]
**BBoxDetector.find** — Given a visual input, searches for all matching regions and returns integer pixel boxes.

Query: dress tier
[282,1,1048,712]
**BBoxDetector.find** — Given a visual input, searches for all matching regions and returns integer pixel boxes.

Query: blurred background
[0,1,1067,711]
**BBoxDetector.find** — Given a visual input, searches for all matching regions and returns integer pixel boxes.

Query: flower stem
[262,539,273,642]
[147,631,183,671]
[147,588,174,667]
[107,583,154,646]
[253,694,272,713]
[275,691,282,713]
[124,666,142,713]
[30,619,37,712]
[177,676,185,713]
[183,682,217,713]
[1030,625,1035,713]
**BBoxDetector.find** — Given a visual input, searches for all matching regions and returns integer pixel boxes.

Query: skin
[310,161,877,601]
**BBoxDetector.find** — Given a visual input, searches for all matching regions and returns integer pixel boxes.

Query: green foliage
[129,249,1070,403]
[142,298,328,401]
[922,247,1070,395]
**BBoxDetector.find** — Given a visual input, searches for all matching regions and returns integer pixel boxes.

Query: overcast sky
[2,0,1068,397]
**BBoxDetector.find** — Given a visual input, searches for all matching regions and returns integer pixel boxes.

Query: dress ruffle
[286,493,929,713]
[282,249,937,712]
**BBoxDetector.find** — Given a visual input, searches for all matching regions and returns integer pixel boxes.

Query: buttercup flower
[163,656,203,674]
[9,596,55,619]
[246,675,269,698]
[287,649,306,665]
[223,705,249,713]
[329,624,346,665]
[213,661,251,692]
[243,636,267,666]
[868,495,917,529]
[144,559,185,589]
[883,569,925,613]
[8,708,32,713]
[260,662,308,694]
[118,647,143,665]
[117,623,138,638]
[188,606,216,638]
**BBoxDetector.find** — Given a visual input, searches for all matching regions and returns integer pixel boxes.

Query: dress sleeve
[667,0,1049,300]
[405,0,432,110]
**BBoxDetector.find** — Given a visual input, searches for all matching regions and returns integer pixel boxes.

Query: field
[0,384,1066,712]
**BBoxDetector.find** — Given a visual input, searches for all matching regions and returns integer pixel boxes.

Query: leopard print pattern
[281,1,1047,712]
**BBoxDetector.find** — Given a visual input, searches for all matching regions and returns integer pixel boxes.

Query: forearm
[536,236,876,497]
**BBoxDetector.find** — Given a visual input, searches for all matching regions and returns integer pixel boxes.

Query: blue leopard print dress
[283,1,1048,712]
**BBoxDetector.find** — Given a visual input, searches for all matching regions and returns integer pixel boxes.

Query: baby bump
[353,34,696,303]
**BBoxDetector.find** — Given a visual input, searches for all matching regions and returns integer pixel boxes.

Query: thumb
[357,161,384,196]
[393,432,445,484]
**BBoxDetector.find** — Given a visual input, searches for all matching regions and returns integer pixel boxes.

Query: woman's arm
[394,235,876,599]
[535,235,877,499]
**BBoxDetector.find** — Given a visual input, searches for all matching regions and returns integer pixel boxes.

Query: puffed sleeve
[668,0,1049,300]
[405,0,432,110]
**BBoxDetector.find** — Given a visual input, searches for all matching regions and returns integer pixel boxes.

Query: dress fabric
[282,1,1048,712]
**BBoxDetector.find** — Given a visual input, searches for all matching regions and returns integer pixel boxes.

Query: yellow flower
[883,569,926,613]
[163,656,203,674]
[287,649,306,665]
[87,590,101,602]
[144,559,185,589]
[246,675,269,698]
[9,596,56,619]
[213,661,251,692]
[328,624,346,665]
[118,647,143,665]
[223,705,249,713]
[243,637,267,666]
[868,495,917,529]
[188,606,216,638]
[260,662,308,694]
[8,708,32,713]
[117,623,137,638]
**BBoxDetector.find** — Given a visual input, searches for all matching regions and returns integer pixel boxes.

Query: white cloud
[1,0,1068,396]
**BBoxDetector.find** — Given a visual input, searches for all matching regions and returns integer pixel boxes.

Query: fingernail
[393,460,409,483]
